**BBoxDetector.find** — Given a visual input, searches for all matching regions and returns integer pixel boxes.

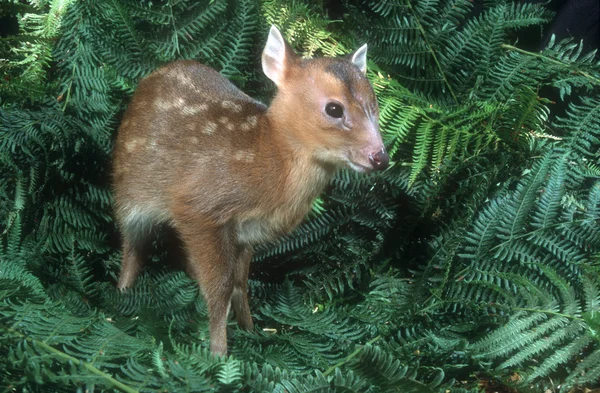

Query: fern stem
[111,0,142,53]
[515,307,583,320]
[405,0,458,104]
[489,218,592,253]
[501,44,600,85]
[168,0,181,56]
[322,335,381,377]
[62,59,77,112]
[4,327,140,393]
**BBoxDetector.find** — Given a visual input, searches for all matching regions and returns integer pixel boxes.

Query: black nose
[369,148,389,171]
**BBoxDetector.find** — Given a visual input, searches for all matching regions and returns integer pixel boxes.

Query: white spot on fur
[154,97,186,111]
[217,116,236,130]
[240,122,251,131]
[182,103,207,115]
[190,137,199,144]
[235,150,255,163]
[203,121,217,135]
[166,68,180,79]
[195,155,209,166]
[246,115,258,127]
[176,73,194,85]
[154,98,170,111]
[125,138,146,152]
[221,100,242,113]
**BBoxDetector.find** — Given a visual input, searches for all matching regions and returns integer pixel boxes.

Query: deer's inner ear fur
[262,26,291,86]
[351,44,368,74]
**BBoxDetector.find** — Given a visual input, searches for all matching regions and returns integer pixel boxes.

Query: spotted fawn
[112,26,388,355]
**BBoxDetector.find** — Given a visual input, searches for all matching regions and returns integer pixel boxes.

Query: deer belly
[236,207,307,246]
[236,217,281,245]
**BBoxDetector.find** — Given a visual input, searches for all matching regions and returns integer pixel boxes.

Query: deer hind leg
[117,207,155,290]
[231,246,254,331]
[176,219,235,355]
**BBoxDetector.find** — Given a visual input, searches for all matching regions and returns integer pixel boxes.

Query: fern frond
[470,265,600,388]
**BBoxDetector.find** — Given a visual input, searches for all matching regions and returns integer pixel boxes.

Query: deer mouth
[344,158,373,173]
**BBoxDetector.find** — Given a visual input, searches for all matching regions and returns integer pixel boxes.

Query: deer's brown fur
[112,26,388,355]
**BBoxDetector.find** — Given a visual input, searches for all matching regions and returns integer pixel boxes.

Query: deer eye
[325,102,344,118]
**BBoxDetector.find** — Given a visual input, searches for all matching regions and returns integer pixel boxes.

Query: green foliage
[261,0,350,58]
[470,265,600,389]
[0,0,75,102]
[1,0,600,392]
[351,0,554,98]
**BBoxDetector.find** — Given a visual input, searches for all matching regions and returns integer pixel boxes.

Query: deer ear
[262,26,293,86]
[350,44,368,74]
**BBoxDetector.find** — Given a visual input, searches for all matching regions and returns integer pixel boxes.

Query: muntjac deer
[112,26,388,355]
